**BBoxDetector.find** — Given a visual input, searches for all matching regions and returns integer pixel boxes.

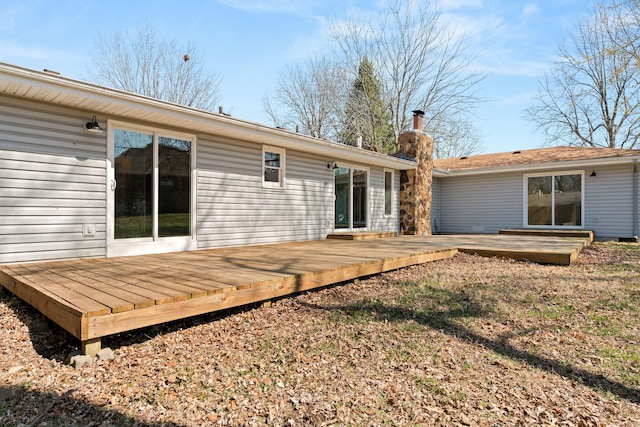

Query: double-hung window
[263,146,285,188]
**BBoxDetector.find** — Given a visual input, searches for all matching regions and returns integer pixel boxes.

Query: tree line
[88,0,640,157]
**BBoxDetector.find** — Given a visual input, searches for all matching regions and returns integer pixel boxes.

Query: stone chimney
[397,110,433,236]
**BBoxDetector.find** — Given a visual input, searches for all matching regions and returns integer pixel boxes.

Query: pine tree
[341,58,395,152]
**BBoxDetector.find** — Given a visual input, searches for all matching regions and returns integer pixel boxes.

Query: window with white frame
[263,146,285,188]
[384,169,393,216]
[526,172,583,227]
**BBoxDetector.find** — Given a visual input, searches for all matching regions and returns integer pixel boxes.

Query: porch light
[85,116,104,133]
[327,161,338,169]
[590,170,597,177]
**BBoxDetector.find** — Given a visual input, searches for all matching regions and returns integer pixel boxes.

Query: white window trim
[106,120,197,257]
[333,163,370,231]
[262,145,286,189]
[384,168,394,218]
[523,170,585,229]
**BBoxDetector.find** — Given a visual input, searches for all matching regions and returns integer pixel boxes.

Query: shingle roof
[434,146,640,171]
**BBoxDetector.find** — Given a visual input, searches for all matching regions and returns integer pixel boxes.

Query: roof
[434,146,640,176]
[0,62,416,171]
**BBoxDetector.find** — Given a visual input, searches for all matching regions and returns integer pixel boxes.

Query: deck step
[500,228,594,243]
[327,232,398,241]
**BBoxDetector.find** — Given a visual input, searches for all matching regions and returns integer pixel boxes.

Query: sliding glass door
[334,166,368,230]
[526,172,583,227]
[109,123,195,256]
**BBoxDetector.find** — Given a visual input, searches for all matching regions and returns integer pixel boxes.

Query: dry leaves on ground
[0,241,639,426]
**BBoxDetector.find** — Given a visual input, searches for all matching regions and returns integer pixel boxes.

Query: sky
[0,0,598,155]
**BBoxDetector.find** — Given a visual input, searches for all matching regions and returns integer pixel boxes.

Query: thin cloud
[438,0,484,10]
[0,41,85,75]
[217,0,305,14]
[520,3,540,18]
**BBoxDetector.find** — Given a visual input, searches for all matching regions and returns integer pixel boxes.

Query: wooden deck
[0,234,591,355]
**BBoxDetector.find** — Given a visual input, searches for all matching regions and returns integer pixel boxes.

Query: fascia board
[0,63,416,171]
[433,156,640,177]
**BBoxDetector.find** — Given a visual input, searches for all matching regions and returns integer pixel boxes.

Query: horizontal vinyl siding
[584,164,635,239]
[369,167,398,233]
[439,172,523,234]
[0,97,106,159]
[0,149,107,263]
[196,137,333,248]
[432,178,441,232]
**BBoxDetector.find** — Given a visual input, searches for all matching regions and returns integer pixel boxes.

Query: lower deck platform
[0,234,591,355]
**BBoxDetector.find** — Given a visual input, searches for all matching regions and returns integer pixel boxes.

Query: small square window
[263,146,285,188]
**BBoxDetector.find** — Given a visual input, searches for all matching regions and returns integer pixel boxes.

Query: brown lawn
[0,241,639,426]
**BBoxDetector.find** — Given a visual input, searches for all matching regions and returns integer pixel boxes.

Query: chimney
[356,132,363,149]
[412,110,424,131]
[397,109,433,236]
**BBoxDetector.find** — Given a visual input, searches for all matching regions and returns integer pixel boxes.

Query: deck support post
[82,338,101,357]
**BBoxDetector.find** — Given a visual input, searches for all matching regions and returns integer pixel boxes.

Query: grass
[328,242,640,408]
[1,241,639,426]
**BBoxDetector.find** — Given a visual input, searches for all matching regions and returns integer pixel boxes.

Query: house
[432,147,640,241]
[0,62,416,264]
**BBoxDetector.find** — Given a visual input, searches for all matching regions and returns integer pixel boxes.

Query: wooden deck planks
[0,234,592,355]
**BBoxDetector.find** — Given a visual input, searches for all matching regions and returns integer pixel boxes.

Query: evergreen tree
[341,58,395,152]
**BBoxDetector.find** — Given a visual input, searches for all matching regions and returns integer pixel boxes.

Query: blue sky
[1,0,596,154]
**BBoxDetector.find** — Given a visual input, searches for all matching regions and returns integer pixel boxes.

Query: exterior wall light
[85,116,104,133]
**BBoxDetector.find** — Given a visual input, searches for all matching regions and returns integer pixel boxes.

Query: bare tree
[610,0,640,62]
[330,0,484,152]
[526,3,640,149]
[88,27,222,111]
[264,56,348,140]
[264,0,484,155]
[431,115,483,159]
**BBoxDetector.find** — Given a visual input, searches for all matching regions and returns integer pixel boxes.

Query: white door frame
[106,120,197,257]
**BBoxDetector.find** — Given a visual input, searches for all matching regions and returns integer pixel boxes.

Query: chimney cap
[412,109,425,117]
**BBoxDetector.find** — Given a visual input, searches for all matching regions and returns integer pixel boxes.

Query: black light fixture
[327,161,338,169]
[85,116,104,133]
[590,170,597,177]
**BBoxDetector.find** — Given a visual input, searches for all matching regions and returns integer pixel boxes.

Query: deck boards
[0,234,591,355]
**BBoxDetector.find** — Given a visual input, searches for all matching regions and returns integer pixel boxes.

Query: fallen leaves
[0,242,639,425]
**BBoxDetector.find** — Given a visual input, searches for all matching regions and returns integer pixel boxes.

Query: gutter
[0,62,416,171]
[433,156,640,178]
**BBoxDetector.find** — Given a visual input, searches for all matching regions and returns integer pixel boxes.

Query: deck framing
[0,234,591,356]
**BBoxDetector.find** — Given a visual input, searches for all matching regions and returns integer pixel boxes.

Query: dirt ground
[0,241,639,426]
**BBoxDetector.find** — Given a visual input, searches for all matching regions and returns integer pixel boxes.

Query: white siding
[369,167,399,233]
[0,150,107,263]
[196,136,334,248]
[437,164,639,239]
[584,163,636,239]
[0,97,404,262]
[0,99,108,263]
[439,172,523,234]
[0,97,106,158]
[432,177,441,233]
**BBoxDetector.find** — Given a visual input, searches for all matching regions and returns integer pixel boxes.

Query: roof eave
[433,155,640,177]
[0,62,416,171]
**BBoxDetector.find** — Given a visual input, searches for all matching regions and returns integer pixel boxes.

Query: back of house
[0,62,415,264]
[431,147,640,241]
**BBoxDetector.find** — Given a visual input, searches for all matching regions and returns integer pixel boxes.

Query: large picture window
[526,172,583,227]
